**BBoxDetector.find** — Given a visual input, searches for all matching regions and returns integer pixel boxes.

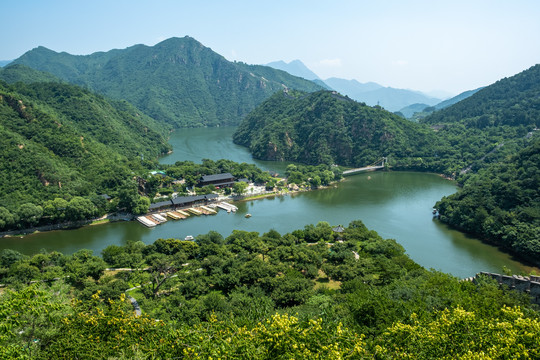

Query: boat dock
[186,208,202,216]
[216,202,238,212]
[199,205,217,214]
[176,210,190,217]
[137,216,157,227]
[137,202,241,228]
[166,211,185,220]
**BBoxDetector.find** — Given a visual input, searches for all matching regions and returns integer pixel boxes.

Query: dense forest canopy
[11,37,322,128]
[233,63,540,264]
[436,137,540,263]
[422,64,540,128]
[0,36,539,359]
[0,64,60,84]
[0,79,171,223]
[0,221,538,358]
[233,90,439,168]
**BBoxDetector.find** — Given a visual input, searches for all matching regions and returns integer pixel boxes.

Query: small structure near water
[465,272,540,305]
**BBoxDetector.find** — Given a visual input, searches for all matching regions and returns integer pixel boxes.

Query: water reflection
[2,127,537,278]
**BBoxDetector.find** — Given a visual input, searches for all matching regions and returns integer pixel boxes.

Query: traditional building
[149,200,173,212]
[171,194,218,208]
[199,173,235,188]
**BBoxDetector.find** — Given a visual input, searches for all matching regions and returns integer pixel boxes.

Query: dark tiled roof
[149,200,173,210]
[201,173,234,182]
[171,194,218,206]
[208,181,235,187]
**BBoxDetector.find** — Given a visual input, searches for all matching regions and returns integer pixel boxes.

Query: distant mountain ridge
[12,37,323,128]
[422,64,540,127]
[265,59,442,112]
[397,87,483,120]
[396,103,430,118]
[266,59,321,80]
[324,78,441,111]
[433,87,483,110]
[322,77,383,95]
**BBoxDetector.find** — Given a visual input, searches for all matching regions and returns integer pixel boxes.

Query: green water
[1,127,535,278]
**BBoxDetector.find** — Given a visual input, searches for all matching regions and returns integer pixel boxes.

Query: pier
[137,202,238,228]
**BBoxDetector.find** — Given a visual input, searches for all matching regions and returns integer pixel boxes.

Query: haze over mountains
[266,60,321,81]
[266,59,445,112]
[11,37,322,128]
[398,87,484,120]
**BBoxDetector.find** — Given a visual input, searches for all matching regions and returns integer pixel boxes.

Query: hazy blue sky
[2,0,539,95]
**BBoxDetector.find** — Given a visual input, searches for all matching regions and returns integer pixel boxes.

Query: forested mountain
[322,77,441,111]
[437,137,540,263]
[0,64,60,84]
[422,65,540,128]
[395,102,430,118]
[235,64,540,176]
[311,78,333,90]
[266,59,321,80]
[233,90,438,168]
[1,221,538,358]
[433,87,483,110]
[415,65,540,263]
[0,80,169,213]
[398,88,482,120]
[234,64,540,263]
[11,37,322,128]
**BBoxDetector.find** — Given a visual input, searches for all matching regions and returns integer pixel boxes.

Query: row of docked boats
[136,202,230,228]
[215,202,238,213]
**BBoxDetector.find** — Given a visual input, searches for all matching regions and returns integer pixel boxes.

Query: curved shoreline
[0,213,132,238]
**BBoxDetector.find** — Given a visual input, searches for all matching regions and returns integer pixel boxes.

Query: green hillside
[233,65,540,264]
[12,37,322,128]
[422,65,540,128]
[233,90,439,169]
[0,221,538,358]
[0,64,60,84]
[0,80,169,213]
[423,65,540,263]
[436,135,540,263]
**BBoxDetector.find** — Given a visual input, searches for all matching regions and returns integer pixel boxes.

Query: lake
[1,127,535,278]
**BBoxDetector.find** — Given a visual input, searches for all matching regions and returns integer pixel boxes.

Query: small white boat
[185,235,194,241]
[245,213,252,218]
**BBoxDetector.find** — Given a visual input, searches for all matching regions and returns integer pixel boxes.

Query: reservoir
[1,127,535,278]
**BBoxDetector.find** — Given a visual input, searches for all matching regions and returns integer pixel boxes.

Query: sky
[1,0,540,96]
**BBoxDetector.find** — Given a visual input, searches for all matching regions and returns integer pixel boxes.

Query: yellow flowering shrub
[162,313,367,359]
[376,305,540,359]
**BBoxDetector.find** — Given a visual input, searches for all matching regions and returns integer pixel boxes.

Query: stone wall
[474,272,540,305]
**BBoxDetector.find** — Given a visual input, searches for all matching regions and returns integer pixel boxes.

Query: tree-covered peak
[233,89,436,167]
[12,37,323,128]
[422,64,540,128]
